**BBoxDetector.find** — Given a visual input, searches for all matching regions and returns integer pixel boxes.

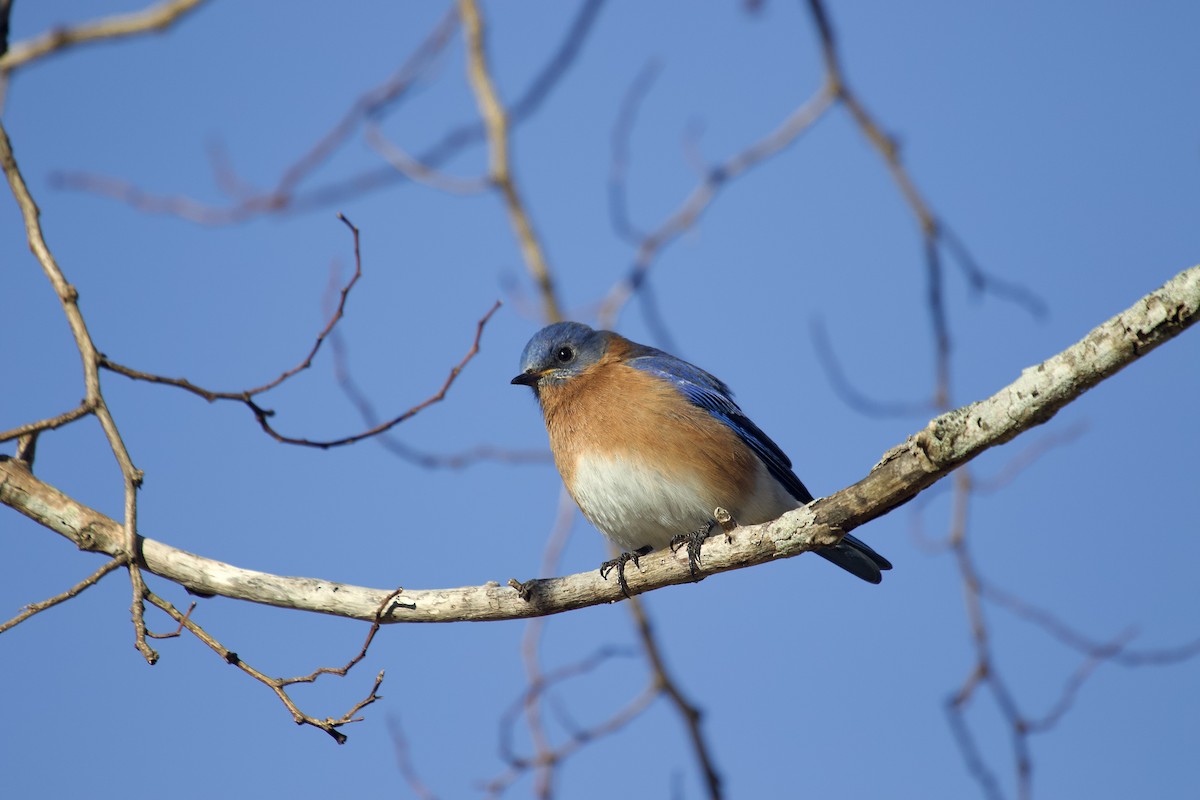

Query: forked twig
[143,588,402,744]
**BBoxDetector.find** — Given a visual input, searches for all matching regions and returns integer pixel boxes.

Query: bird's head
[511,321,609,392]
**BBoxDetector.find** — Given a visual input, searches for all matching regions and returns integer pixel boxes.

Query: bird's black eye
[555,345,575,363]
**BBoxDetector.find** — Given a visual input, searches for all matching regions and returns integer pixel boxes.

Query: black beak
[511,371,540,386]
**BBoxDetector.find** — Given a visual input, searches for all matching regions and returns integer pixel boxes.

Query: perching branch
[5,264,1196,622]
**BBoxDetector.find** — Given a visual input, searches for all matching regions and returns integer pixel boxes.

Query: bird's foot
[599,545,653,597]
[670,520,715,579]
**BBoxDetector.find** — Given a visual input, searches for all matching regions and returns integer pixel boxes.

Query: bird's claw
[600,546,653,597]
[670,520,715,580]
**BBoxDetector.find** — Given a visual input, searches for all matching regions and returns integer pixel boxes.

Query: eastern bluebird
[512,321,891,592]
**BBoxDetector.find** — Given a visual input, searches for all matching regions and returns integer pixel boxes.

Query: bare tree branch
[5,263,1194,622]
[0,400,94,443]
[0,0,208,74]
[366,123,489,195]
[52,1,607,224]
[460,0,563,323]
[0,116,155,661]
[143,588,394,744]
[626,594,722,799]
[0,556,126,633]
[327,294,544,468]
[96,217,501,450]
[599,71,835,326]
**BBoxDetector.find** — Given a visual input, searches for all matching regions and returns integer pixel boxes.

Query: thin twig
[324,268,543,468]
[230,299,500,449]
[278,588,405,687]
[145,601,195,639]
[98,218,501,449]
[143,588,396,744]
[0,556,127,633]
[100,214,366,401]
[0,400,94,443]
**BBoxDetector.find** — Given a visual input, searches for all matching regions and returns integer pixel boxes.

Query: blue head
[511,321,610,392]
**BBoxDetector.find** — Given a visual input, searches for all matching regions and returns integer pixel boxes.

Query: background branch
[0,0,207,74]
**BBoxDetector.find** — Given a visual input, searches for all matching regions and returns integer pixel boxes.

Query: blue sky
[3,2,1199,798]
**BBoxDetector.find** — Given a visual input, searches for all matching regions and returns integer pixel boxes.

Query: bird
[511,321,891,593]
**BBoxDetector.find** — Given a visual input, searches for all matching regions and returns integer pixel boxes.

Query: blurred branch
[599,0,1043,335]
[798,10,1058,793]
[513,489,580,798]
[907,424,1087,553]
[599,65,836,326]
[487,685,658,798]
[810,318,937,418]
[944,470,1036,800]
[607,60,660,244]
[925,404,1125,800]
[0,0,207,74]
[626,595,723,798]
[935,490,1192,800]
[804,0,1044,409]
[460,0,563,323]
[6,262,1195,621]
[53,1,606,223]
[366,122,489,195]
[980,579,1200,667]
[50,7,456,223]
[487,646,655,798]
[390,716,441,800]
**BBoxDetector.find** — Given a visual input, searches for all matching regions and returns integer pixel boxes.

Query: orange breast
[539,358,758,515]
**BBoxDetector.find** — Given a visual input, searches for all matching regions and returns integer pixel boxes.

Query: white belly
[570,452,800,552]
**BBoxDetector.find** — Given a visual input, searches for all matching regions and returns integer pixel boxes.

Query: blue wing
[626,350,814,504]
[627,348,893,583]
